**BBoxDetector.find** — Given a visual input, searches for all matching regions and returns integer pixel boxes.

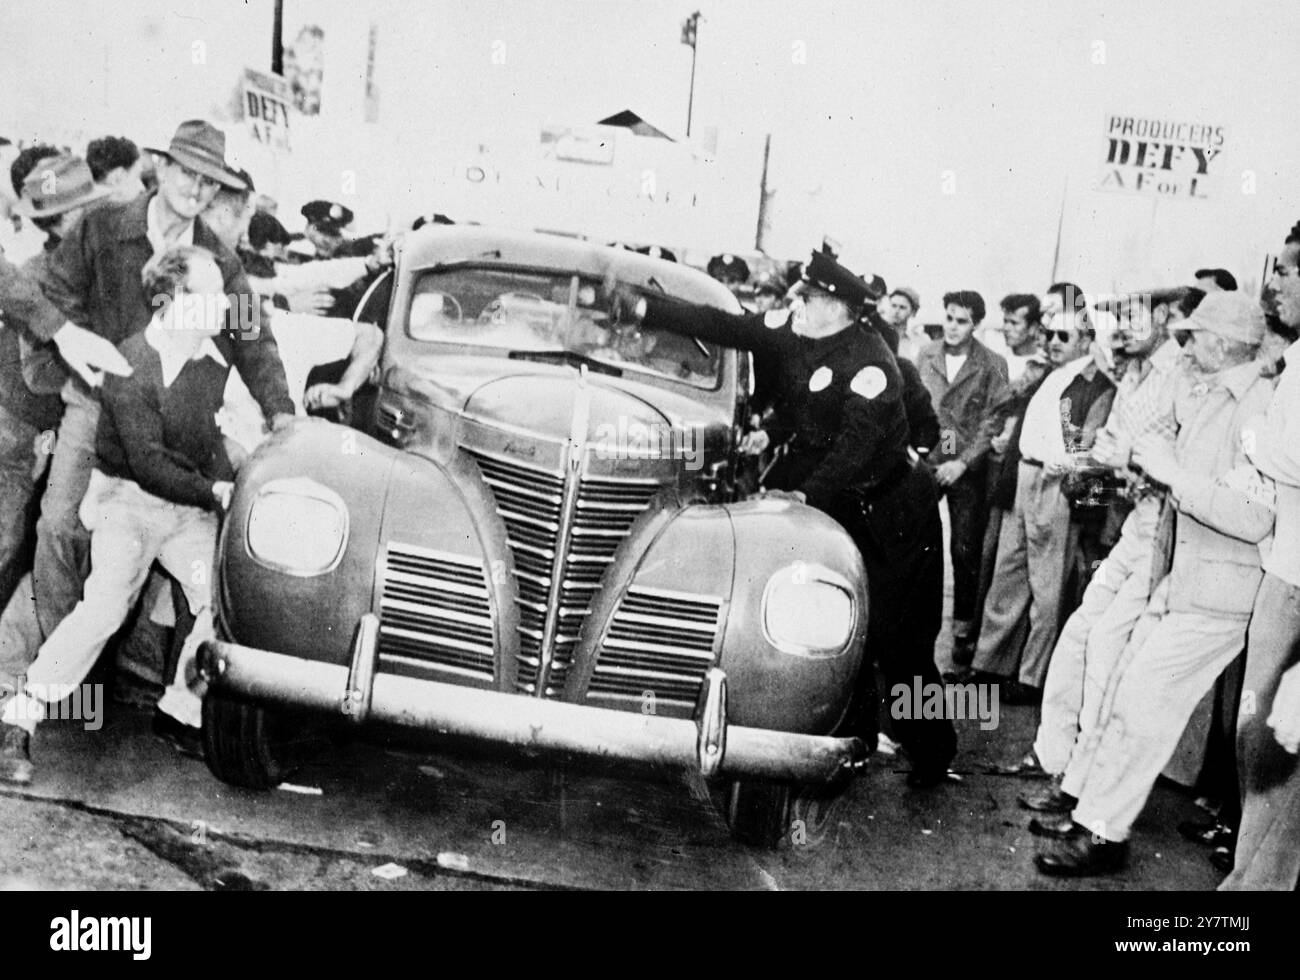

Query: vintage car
[198,226,869,847]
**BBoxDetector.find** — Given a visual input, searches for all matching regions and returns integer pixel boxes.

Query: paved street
[0,506,1229,891]
[0,684,1223,891]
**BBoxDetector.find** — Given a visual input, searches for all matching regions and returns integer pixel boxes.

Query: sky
[3,0,1299,321]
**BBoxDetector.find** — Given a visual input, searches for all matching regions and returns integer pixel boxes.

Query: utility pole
[681,11,701,137]
[754,133,772,251]
[272,0,285,74]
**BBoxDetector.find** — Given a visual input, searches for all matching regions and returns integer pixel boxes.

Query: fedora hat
[145,120,247,191]
[16,155,112,219]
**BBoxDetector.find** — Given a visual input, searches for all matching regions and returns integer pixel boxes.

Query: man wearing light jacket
[1036,291,1277,876]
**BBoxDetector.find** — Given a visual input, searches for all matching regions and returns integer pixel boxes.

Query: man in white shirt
[973,311,1111,693]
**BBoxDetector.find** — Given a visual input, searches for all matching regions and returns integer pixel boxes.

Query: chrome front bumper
[198,614,864,784]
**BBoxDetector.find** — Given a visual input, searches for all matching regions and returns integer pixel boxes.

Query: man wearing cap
[706,253,750,297]
[300,199,359,261]
[1036,292,1276,876]
[882,288,926,363]
[1008,290,1183,805]
[611,248,957,787]
[0,120,294,681]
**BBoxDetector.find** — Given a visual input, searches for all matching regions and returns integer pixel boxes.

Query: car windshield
[406,266,721,389]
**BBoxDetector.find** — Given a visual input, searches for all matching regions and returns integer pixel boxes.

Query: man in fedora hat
[0,120,294,707]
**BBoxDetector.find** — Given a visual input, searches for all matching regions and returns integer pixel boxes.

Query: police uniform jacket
[643,295,912,511]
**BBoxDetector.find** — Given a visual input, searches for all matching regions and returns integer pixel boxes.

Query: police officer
[299,200,389,419]
[706,253,750,293]
[615,248,957,787]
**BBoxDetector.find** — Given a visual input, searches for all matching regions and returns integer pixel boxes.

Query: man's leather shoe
[989,749,1051,778]
[1035,832,1129,877]
[1178,819,1234,849]
[1028,813,1080,839]
[0,723,33,785]
[152,711,203,760]
[1209,846,1234,874]
[1019,776,1077,812]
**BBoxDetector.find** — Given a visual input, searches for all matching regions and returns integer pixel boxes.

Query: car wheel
[724,774,854,850]
[724,779,793,849]
[201,692,290,790]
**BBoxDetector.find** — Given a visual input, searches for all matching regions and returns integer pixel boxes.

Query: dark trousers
[941,465,987,629]
[835,464,957,774]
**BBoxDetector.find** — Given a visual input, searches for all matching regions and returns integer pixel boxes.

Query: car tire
[201,692,289,790]
[724,774,853,850]
[724,779,793,849]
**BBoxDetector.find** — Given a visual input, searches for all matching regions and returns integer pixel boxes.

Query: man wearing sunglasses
[972,311,1114,700]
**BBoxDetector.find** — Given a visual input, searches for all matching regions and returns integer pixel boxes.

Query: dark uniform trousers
[644,297,957,776]
[831,463,955,772]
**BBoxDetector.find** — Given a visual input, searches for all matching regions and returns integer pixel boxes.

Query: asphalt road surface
[0,508,1227,891]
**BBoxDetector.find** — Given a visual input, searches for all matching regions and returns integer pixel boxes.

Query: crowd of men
[0,117,1297,890]
[694,232,1299,886]
[0,121,388,775]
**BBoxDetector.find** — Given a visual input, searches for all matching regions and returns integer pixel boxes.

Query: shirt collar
[145,321,228,388]
[145,195,196,256]
[1218,358,1267,400]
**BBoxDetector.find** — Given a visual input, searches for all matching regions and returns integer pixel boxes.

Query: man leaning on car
[609,247,958,788]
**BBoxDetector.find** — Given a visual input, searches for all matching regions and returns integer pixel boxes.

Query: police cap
[301,199,354,235]
[707,253,750,283]
[799,248,883,310]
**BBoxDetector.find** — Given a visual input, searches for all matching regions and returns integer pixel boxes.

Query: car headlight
[761,562,856,656]
[246,477,349,576]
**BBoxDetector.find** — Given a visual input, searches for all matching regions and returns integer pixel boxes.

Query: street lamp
[681,11,702,137]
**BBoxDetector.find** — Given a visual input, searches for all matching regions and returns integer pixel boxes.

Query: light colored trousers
[1071,589,1250,843]
[973,462,1071,687]
[1034,496,1160,777]
[2,470,215,732]
[1222,573,1300,891]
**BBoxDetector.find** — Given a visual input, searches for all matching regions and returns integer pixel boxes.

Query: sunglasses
[1047,328,1086,343]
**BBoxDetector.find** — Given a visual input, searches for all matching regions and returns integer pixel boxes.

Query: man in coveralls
[614,248,957,787]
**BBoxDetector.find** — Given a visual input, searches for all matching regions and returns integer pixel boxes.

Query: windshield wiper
[508,349,623,377]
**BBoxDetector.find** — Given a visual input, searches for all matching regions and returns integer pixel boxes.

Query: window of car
[406,266,722,389]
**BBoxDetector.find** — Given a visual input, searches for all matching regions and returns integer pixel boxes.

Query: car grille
[466,448,664,697]
[587,586,722,712]
[376,543,495,683]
